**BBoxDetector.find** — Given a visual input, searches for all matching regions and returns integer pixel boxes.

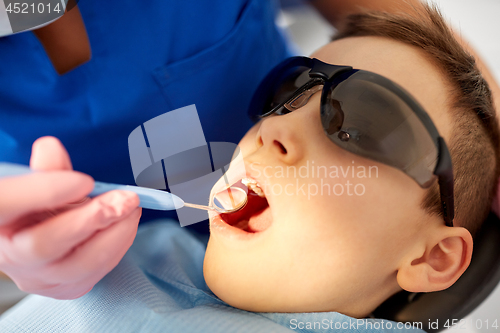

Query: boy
[204,3,500,319]
[1,3,498,333]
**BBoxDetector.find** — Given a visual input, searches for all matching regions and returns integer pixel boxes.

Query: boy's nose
[255,113,306,165]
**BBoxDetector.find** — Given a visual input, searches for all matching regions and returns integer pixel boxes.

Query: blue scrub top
[0,0,291,185]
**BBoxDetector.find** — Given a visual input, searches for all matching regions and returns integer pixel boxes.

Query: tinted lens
[249,58,313,121]
[321,71,438,187]
[266,68,310,111]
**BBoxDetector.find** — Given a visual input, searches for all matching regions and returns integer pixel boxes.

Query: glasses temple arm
[435,137,455,227]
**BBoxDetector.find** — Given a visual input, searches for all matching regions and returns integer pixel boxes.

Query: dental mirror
[183,186,248,214]
[0,162,248,214]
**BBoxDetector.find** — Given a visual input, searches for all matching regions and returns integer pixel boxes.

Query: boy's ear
[396,226,473,293]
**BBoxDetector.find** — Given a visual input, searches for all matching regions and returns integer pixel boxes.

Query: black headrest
[374,212,500,332]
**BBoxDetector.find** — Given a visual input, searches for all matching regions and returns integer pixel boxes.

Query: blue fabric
[0,0,291,187]
[0,221,425,333]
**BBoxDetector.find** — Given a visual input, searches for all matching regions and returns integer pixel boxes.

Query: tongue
[220,191,270,232]
[246,206,272,232]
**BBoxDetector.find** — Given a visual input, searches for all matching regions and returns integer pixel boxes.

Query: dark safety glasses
[248,56,454,227]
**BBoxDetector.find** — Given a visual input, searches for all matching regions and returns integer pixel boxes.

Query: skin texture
[203,36,473,318]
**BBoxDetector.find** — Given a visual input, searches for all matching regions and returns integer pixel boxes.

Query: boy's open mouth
[217,178,271,233]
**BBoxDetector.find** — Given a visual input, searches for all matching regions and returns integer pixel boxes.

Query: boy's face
[203,36,453,317]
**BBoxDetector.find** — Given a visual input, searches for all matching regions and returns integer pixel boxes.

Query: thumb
[30,136,73,171]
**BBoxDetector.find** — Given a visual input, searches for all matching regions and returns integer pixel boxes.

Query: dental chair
[374,212,500,332]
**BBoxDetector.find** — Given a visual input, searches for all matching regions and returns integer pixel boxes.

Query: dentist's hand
[0,137,142,299]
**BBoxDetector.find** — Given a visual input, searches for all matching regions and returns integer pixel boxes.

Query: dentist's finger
[8,190,139,264]
[30,137,89,208]
[40,207,142,298]
[30,136,73,171]
[0,171,94,226]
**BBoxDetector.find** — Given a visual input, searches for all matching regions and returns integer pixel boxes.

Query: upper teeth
[242,178,265,197]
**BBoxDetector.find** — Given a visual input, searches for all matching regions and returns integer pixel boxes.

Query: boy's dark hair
[332,4,500,236]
